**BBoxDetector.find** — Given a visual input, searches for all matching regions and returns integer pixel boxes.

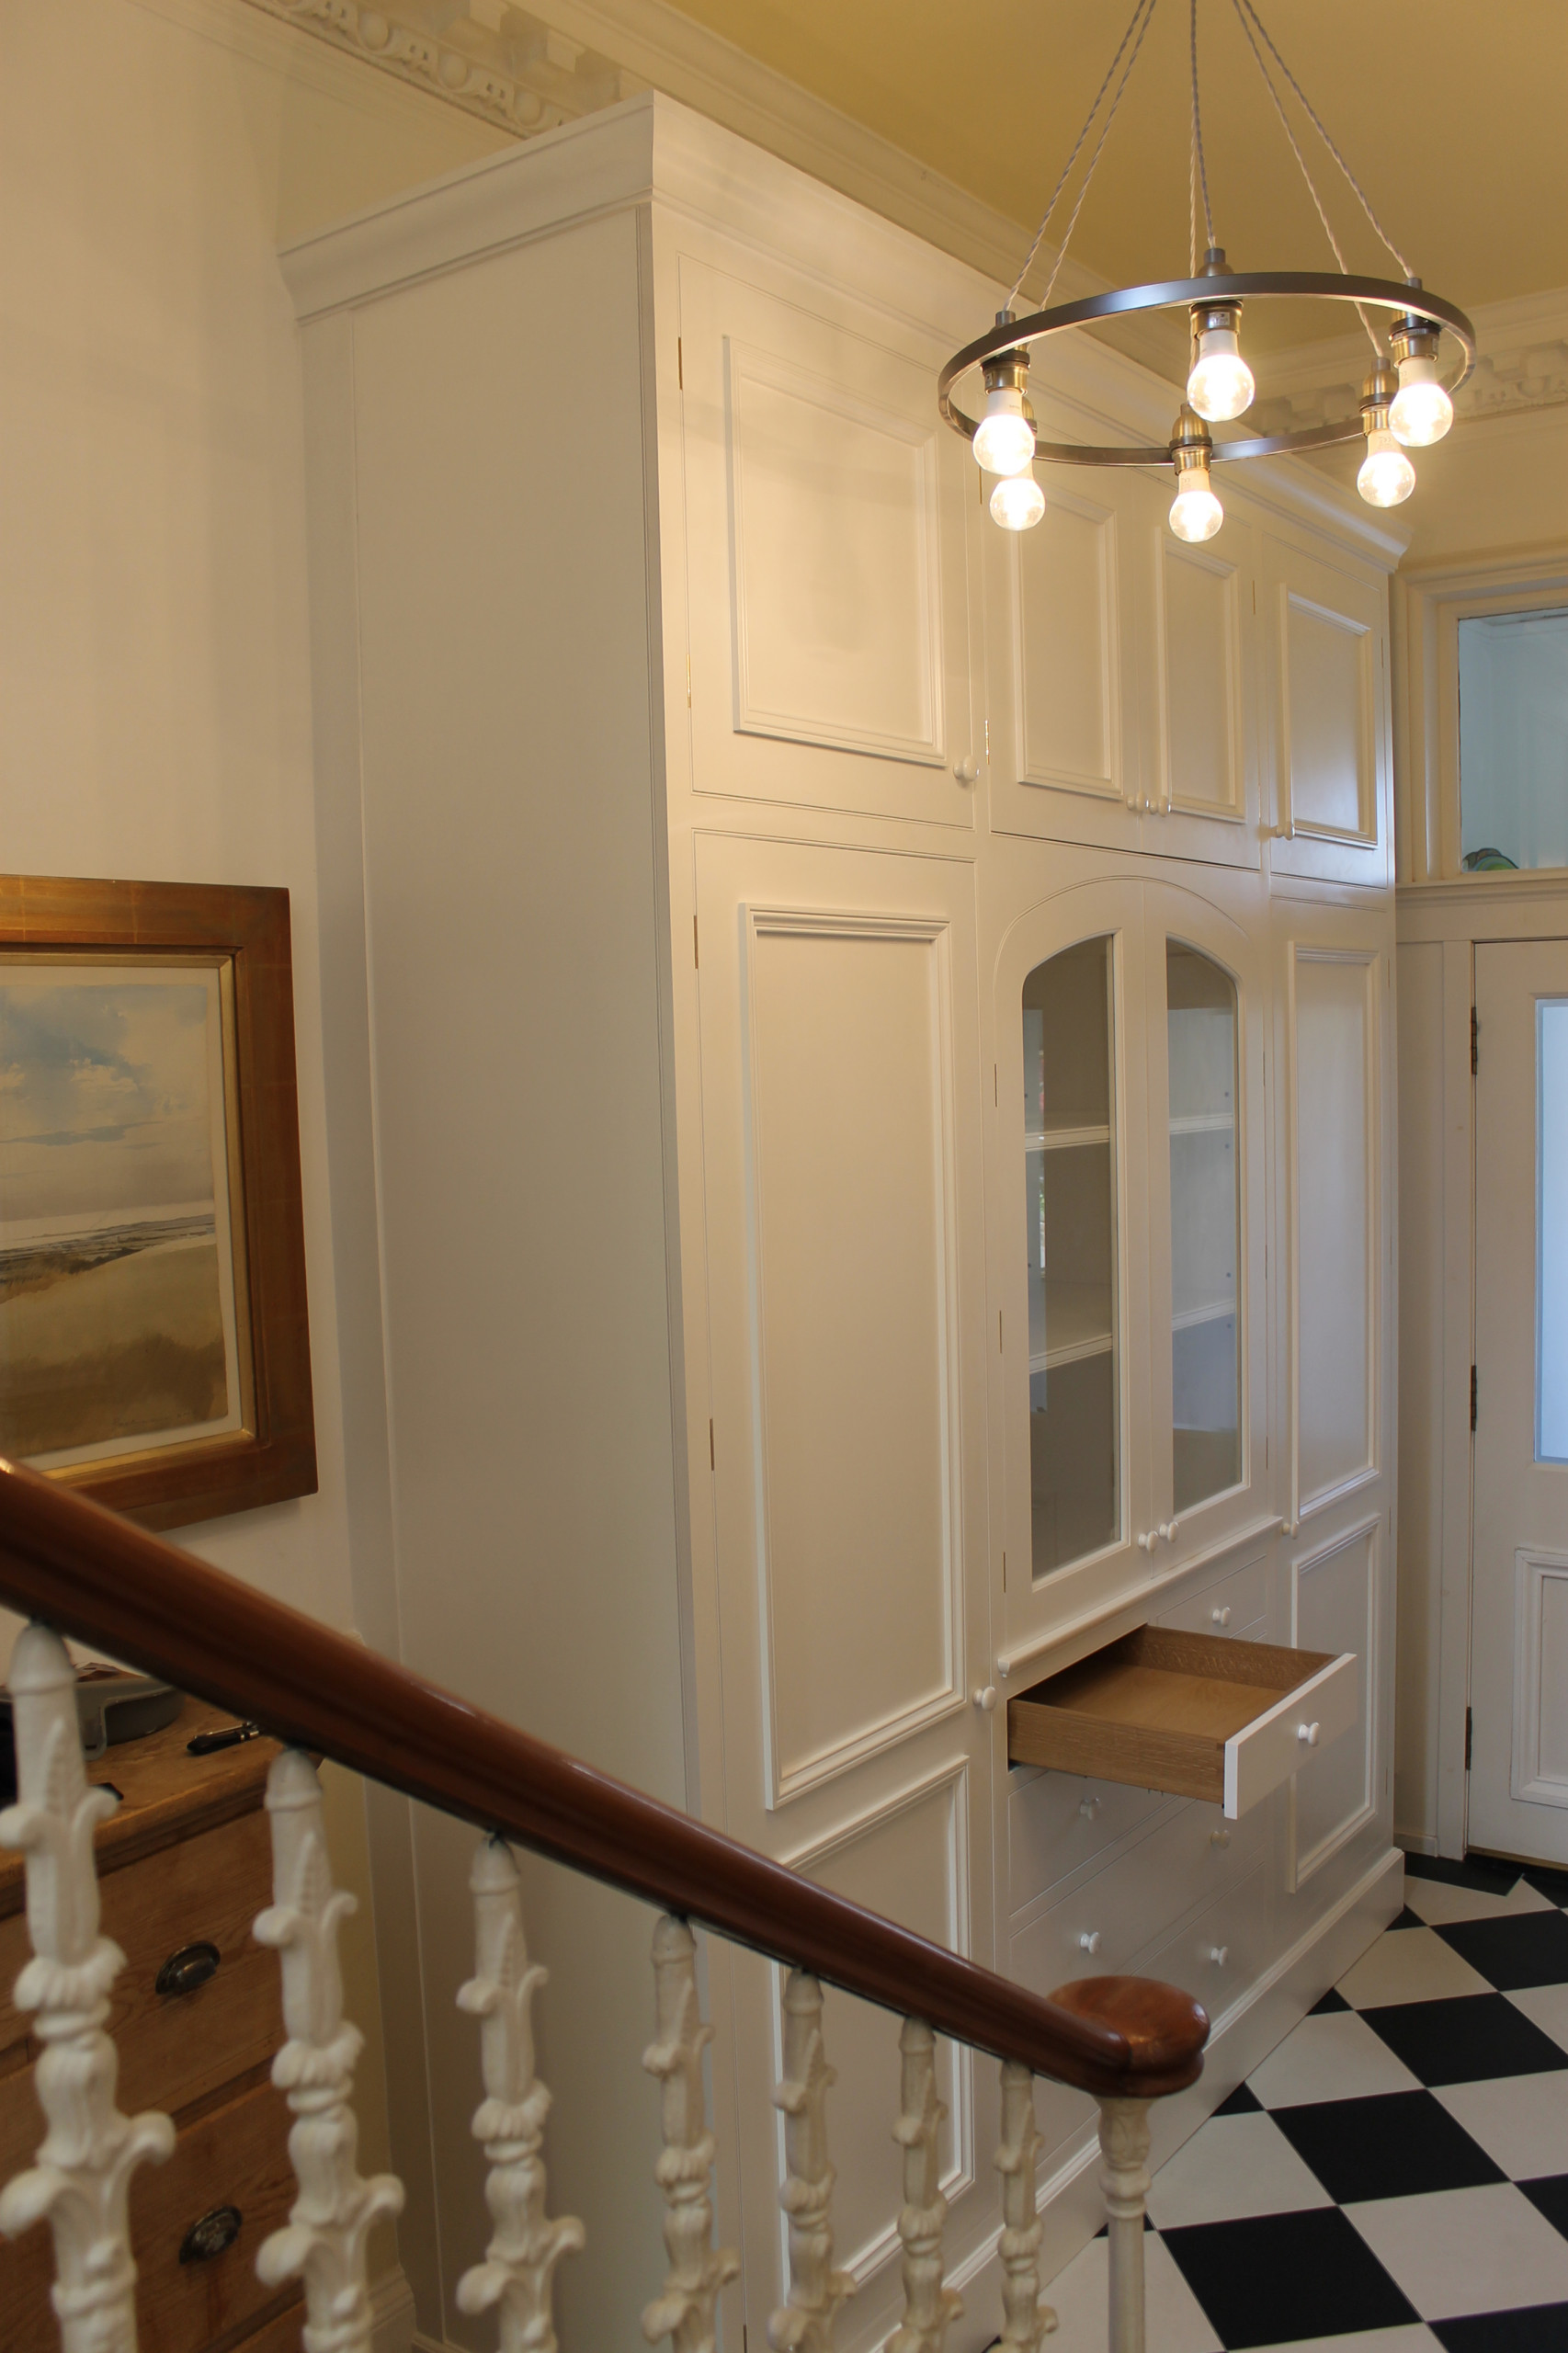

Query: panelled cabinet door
[691,833,997,2346]
[1139,486,1262,871]
[1142,883,1270,1563]
[677,256,977,827]
[983,415,1147,853]
[993,879,1154,1659]
[1262,533,1392,888]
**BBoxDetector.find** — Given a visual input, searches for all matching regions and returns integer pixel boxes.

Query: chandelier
[939,0,1476,537]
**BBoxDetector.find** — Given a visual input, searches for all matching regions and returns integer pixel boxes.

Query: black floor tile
[1437,1909,1568,1990]
[1362,1992,1568,2085]
[1388,1904,1426,1929]
[1520,2174,1568,2240]
[1213,2080,1262,2116]
[1310,1984,1352,2014]
[1406,1852,1521,1894]
[1271,2089,1505,2203]
[1161,2208,1417,2348]
[1434,2304,1568,2352]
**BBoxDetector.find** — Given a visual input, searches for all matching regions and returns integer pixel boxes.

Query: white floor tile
[1508,1981,1568,2057]
[1346,2181,1568,2320]
[1437,2068,1568,2181]
[1147,2110,1333,2229]
[1043,2229,1221,2353]
[1402,1872,1555,1926]
[1244,2329,1441,2353]
[1336,1925,1492,2009]
[1247,2010,1422,2109]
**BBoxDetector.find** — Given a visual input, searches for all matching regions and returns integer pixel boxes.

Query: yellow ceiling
[661,0,1568,342]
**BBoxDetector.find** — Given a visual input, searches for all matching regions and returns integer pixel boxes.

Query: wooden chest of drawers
[0,1697,301,2353]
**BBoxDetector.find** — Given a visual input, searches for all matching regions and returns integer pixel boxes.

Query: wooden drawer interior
[1007,1625,1356,1818]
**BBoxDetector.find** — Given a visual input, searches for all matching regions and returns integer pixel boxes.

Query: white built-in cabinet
[289,94,1405,2353]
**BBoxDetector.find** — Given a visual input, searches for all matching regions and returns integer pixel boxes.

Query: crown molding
[1243,287,1568,439]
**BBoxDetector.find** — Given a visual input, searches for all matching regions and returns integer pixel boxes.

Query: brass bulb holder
[1390,319,1441,371]
[1359,358,1399,435]
[1169,403,1216,473]
[982,348,1032,400]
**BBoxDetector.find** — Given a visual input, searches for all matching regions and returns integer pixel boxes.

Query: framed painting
[0,877,316,1529]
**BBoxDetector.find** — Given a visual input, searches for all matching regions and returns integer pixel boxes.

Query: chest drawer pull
[1298,1721,1321,1747]
[179,2203,243,2265]
[1210,1606,1232,1628]
[1078,1930,1102,1956]
[1209,1945,1230,1968]
[155,1940,221,1999]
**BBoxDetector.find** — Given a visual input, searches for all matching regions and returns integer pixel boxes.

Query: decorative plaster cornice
[1244,288,1568,439]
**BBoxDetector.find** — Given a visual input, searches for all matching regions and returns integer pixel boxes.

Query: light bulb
[1358,426,1416,506]
[973,386,1037,476]
[990,470,1045,531]
[1169,461,1223,541]
[1389,354,1453,447]
[1187,326,1256,424]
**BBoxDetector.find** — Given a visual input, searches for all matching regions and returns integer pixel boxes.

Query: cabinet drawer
[1008,1768,1173,1913]
[1012,1791,1254,1998]
[1,2073,299,2353]
[1007,1625,1357,1819]
[1143,1864,1268,2016]
[0,1808,278,2177]
[1155,1555,1270,1637]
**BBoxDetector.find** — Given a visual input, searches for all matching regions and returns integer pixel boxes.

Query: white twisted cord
[1235,0,1413,277]
[1006,0,1158,315]
[1228,0,1383,355]
[1034,0,1160,314]
[1189,0,1215,255]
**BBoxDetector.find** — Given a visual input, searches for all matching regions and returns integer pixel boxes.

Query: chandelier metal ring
[939,273,1478,467]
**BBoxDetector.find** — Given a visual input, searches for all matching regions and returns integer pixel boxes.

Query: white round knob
[1210,1826,1231,1848]
[1298,1721,1321,1747]
[1136,1531,1157,1552]
[1209,1945,1229,1968]
[1160,1519,1180,1541]
[952,756,979,784]
[973,1685,998,1712]
[1210,1605,1232,1628]
[1078,1795,1101,1821]
[1079,1930,1102,1957]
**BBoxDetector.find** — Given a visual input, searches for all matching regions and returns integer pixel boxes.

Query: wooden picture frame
[0,876,316,1529]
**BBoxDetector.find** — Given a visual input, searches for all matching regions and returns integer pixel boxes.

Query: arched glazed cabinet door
[1142,885,1271,1563]
[993,881,1153,1661]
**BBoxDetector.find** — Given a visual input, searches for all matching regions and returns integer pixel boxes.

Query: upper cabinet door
[984,446,1146,854]
[1262,533,1392,889]
[1142,885,1270,1564]
[676,256,977,828]
[1141,488,1261,870]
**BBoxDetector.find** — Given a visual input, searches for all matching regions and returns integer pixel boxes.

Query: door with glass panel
[1470,941,1568,1865]
[1143,892,1268,1560]
[1001,888,1152,1647]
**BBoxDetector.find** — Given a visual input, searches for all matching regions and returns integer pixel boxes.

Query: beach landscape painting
[0,961,248,1470]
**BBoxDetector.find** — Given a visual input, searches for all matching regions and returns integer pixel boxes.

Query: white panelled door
[1471,941,1568,1865]
[692,832,995,2349]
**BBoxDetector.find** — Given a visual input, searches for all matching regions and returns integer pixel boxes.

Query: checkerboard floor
[1045,1852,1568,2351]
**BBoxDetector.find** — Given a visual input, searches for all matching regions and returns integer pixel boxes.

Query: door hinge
[1471,1363,1478,1431]
[677,336,683,390]
[1465,1705,1473,1770]
[693,914,699,967]
[998,1310,1004,1352]
[709,1418,715,1470]
[687,652,692,709]
[1471,1004,1479,1074]
[1002,1550,1007,1591]
[984,716,991,758]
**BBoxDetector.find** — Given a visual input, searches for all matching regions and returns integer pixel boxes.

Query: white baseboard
[1394,1828,1440,1857]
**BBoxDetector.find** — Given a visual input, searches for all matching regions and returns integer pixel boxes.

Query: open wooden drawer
[1006,1626,1357,1820]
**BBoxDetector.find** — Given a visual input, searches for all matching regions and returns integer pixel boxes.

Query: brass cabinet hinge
[677,336,683,390]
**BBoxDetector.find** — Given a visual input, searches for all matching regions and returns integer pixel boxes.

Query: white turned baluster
[254,1747,404,2353]
[994,2060,1056,2350]
[768,1970,853,2353]
[0,1624,176,2353]
[888,2018,961,2353]
[455,1836,584,2353]
[1096,2098,1152,2353]
[641,1914,739,2353]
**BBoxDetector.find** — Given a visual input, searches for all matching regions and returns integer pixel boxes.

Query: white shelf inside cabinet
[1169,1111,1234,1135]
[1029,1281,1114,1372]
[1172,1298,1237,1331]
[1025,1125,1112,1152]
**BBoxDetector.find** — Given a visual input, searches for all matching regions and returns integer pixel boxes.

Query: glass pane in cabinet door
[1167,943,1242,1512]
[1022,938,1119,1575]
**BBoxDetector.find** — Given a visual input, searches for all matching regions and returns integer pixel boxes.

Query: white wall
[0,0,509,2272]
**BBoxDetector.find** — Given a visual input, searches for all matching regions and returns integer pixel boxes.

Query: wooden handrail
[0,1458,1208,2099]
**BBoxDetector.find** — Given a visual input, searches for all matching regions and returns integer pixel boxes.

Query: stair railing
[0,1455,1207,2353]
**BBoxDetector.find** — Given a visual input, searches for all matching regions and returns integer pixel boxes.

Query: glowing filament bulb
[1187,325,1256,424]
[1358,425,1415,506]
[990,469,1045,530]
[1390,353,1454,447]
[973,385,1037,476]
[1170,459,1223,541]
